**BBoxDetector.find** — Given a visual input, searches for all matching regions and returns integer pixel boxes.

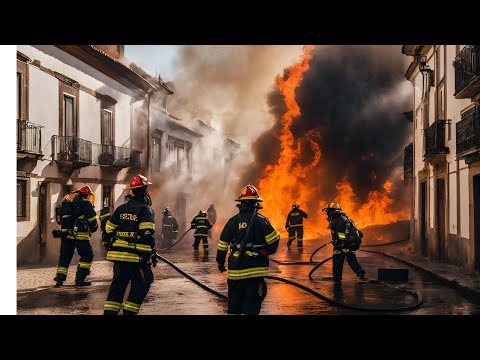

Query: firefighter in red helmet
[216,185,280,315]
[103,175,157,315]
[53,185,98,287]
[322,202,365,282]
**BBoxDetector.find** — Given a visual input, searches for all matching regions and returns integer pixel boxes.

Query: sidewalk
[383,252,480,298]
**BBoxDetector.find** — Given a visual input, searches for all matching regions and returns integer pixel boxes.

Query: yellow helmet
[322,201,341,212]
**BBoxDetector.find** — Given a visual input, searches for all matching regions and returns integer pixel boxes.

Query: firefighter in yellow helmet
[103,175,157,315]
[53,185,98,287]
[216,185,280,314]
[285,204,308,250]
[322,202,365,282]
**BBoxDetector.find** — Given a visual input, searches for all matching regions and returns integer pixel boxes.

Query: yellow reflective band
[227,267,269,280]
[87,216,97,223]
[232,251,256,257]
[333,250,342,255]
[218,240,228,251]
[112,240,152,252]
[288,236,295,240]
[123,301,140,312]
[66,232,90,240]
[79,262,91,269]
[106,251,140,263]
[194,234,208,237]
[289,224,303,227]
[105,220,118,233]
[265,230,280,244]
[163,224,172,227]
[342,248,353,253]
[57,266,68,274]
[61,229,69,232]
[298,238,303,241]
[197,225,207,229]
[104,301,121,312]
[62,215,70,218]
[99,213,110,220]
[78,215,85,219]
[338,232,347,239]
[139,222,155,230]
[195,217,207,220]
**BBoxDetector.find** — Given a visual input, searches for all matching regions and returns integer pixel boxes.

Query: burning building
[402,45,480,270]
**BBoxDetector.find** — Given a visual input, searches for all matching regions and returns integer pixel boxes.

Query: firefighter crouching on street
[285,204,308,249]
[216,185,280,315]
[103,175,157,315]
[53,185,98,287]
[322,202,365,282]
[161,207,178,248]
[191,210,212,251]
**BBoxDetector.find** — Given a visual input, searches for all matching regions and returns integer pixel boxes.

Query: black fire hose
[155,253,228,300]
[157,228,192,251]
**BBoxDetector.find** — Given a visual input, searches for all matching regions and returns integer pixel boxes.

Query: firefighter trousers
[227,277,267,315]
[56,238,94,282]
[104,261,153,315]
[332,251,365,281]
[193,235,208,251]
[287,226,304,248]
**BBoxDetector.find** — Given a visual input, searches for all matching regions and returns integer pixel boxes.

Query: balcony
[17,119,43,159]
[92,144,142,168]
[454,45,480,99]
[52,135,92,166]
[424,120,449,164]
[457,105,480,162]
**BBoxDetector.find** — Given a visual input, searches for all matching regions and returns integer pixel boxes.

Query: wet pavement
[17,239,480,315]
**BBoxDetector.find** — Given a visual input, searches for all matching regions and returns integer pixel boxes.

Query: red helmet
[77,185,92,195]
[127,174,152,190]
[235,184,263,202]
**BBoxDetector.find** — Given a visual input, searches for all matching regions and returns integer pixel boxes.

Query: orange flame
[257,45,409,239]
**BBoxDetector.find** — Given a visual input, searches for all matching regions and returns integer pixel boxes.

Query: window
[168,136,191,175]
[152,130,162,173]
[17,179,27,221]
[101,109,114,146]
[102,185,113,208]
[63,95,76,137]
[17,72,21,120]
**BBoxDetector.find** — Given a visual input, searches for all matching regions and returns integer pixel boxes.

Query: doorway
[436,178,445,259]
[175,193,187,232]
[474,175,480,270]
[38,182,47,259]
[420,181,427,257]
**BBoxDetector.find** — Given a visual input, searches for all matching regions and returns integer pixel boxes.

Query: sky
[125,45,179,81]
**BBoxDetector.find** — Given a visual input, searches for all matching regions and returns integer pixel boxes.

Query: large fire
[257,45,409,239]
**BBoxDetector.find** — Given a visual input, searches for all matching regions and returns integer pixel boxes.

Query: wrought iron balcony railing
[457,105,480,158]
[52,135,92,165]
[92,144,142,168]
[424,120,449,161]
[454,45,480,98]
[17,119,42,155]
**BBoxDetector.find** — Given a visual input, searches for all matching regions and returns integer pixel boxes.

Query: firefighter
[207,203,217,241]
[103,175,157,315]
[285,204,308,249]
[100,194,133,250]
[322,202,365,282]
[161,207,178,247]
[53,185,98,287]
[216,185,280,315]
[191,210,212,251]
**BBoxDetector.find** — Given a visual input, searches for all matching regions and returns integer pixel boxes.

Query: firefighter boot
[54,277,64,287]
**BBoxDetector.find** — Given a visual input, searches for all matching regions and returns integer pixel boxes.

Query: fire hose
[157,228,192,251]
[153,237,423,312]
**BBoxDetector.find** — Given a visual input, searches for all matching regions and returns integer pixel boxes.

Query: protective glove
[218,263,226,273]
[151,251,158,267]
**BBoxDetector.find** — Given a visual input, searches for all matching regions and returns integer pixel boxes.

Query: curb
[383,253,480,299]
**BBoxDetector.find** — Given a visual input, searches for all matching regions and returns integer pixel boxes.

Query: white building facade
[16,45,159,265]
[402,45,480,270]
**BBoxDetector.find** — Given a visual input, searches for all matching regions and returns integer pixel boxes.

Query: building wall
[408,45,479,269]
[17,45,145,265]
